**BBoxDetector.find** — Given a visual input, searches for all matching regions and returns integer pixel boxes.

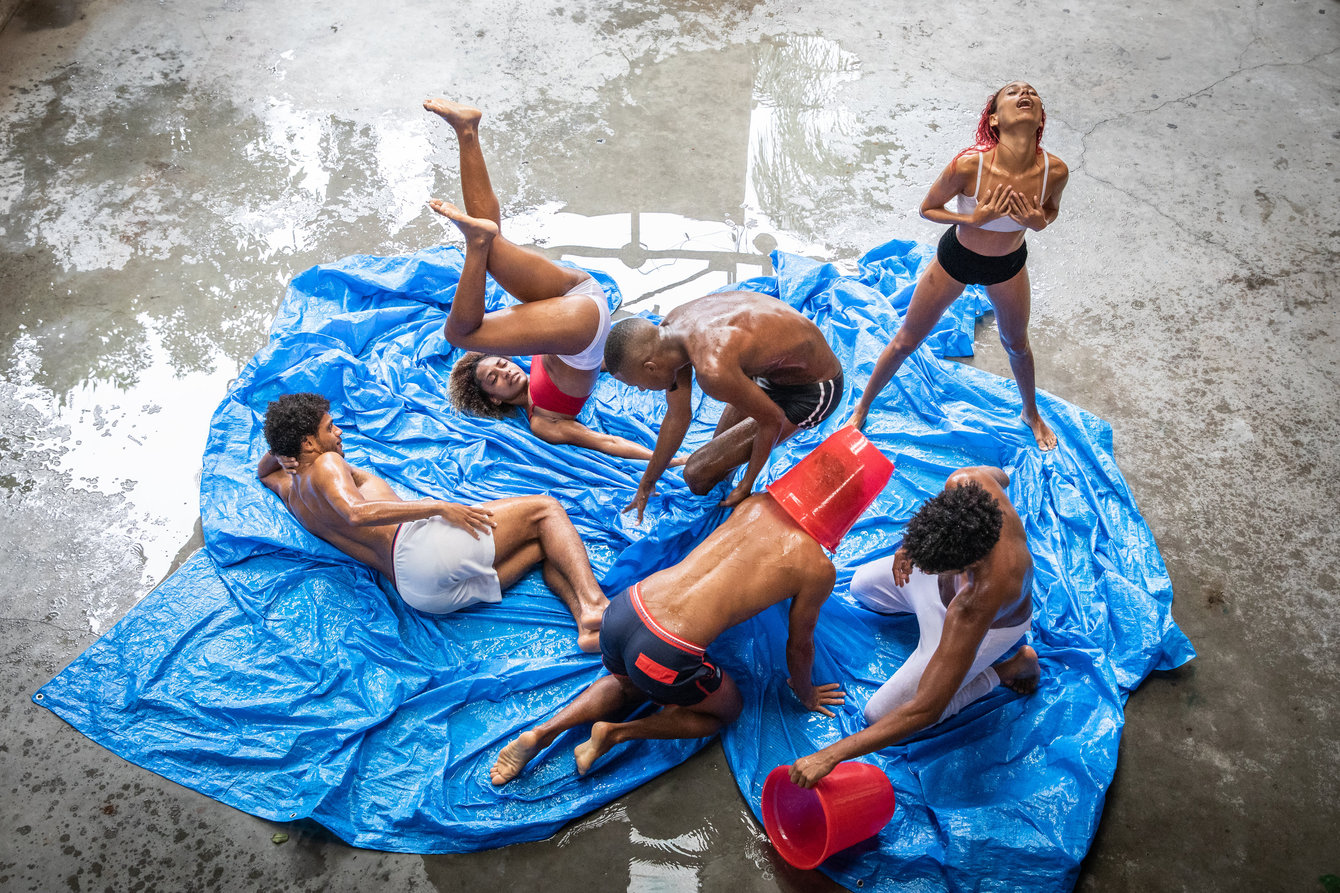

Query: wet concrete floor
[1,0,1337,890]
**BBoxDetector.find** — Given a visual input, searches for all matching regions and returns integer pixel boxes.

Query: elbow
[442,321,478,348]
[344,506,376,527]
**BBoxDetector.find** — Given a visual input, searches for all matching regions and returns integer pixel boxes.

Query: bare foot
[423,98,482,132]
[573,721,615,775]
[490,730,543,786]
[1022,412,1057,451]
[995,645,1040,695]
[428,199,499,244]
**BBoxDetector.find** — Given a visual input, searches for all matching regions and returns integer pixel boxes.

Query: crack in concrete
[1073,46,1340,276]
[0,616,90,638]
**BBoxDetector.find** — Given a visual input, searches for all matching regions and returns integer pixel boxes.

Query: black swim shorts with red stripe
[599,584,724,707]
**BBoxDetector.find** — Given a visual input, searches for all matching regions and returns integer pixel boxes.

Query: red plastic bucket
[761,762,896,870]
[766,427,894,551]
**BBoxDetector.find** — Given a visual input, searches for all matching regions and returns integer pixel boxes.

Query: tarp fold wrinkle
[37,243,1192,890]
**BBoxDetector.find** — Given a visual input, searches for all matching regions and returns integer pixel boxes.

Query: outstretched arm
[626,365,694,522]
[530,414,683,464]
[308,454,497,537]
[784,564,845,717]
[788,595,994,787]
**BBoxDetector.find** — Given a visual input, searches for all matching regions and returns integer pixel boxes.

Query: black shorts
[755,370,845,429]
[599,584,723,707]
[936,225,1027,286]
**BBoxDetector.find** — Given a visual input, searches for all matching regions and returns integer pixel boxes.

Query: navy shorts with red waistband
[599,584,724,707]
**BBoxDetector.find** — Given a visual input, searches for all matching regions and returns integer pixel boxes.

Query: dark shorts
[936,225,1028,286]
[600,584,723,707]
[755,370,845,429]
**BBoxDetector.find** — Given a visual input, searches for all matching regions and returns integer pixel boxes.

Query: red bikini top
[527,355,589,417]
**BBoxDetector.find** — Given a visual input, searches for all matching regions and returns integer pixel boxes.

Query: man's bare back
[637,493,835,645]
[661,292,842,388]
[606,292,844,515]
[489,490,844,786]
[789,465,1041,787]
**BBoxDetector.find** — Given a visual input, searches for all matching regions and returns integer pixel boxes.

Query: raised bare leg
[987,270,1057,451]
[993,645,1040,694]
[683,415,800,495]
[425,98,585,303]
[574,675,743,774]
[847,260,965,430]
[423,99,497,223]
[429,200,497,346]
[487,495,608,652]
[491,674,645,785]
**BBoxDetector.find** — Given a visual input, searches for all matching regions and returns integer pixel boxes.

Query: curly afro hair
[263,392,330,458]
[902,480,1004,574]
[448,352,515,420]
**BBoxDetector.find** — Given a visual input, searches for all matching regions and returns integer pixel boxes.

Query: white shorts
[852,558,1030,724]
[391,516,502,614]
[553,275,610,371]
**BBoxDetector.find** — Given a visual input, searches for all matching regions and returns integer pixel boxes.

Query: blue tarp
[37,241,1193,890]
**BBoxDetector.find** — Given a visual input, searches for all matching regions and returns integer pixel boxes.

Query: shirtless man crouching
[258,392,607,651]
[604,293,843,518]
[490,490,846,785]
[789,466,1041,787]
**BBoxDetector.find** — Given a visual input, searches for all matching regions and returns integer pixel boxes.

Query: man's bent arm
[311,454,495,534]
[789,597,994,786]
[258,452,292,498]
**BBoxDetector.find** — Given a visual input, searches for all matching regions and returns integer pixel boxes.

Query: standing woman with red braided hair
[848,82,1068,450]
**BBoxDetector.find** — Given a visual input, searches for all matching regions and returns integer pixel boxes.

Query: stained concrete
[1,0,1336,891]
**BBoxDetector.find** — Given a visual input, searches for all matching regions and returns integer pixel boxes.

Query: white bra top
[953,149,1050,233]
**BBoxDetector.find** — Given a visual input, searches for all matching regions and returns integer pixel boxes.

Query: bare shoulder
[1045,151,1069,177]
[309,451,354,486]
[946,465,1009,490]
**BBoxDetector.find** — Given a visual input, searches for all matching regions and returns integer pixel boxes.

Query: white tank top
[953,149,1050,233]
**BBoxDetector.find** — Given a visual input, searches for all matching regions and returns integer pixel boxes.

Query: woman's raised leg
[426,99,585,302]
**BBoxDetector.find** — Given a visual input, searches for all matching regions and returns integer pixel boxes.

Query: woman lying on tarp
[425,98,686,466]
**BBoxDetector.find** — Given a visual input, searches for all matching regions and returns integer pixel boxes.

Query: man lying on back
[258,392,607,651]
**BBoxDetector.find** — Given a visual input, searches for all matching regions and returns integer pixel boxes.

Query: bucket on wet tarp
[761,762,896,870]
[766,426,894,551]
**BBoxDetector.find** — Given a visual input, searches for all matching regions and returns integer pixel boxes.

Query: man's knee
[493,493,566,534]
[683,453,722,495]
[704,673,744,724]
[850,559,895,608]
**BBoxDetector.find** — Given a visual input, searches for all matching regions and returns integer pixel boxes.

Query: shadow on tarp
[36,241,1192,890]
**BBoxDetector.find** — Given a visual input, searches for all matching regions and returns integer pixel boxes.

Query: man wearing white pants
[789,465,1041,787]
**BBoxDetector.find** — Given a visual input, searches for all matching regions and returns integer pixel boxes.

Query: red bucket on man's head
[766,426,894,551]
[761,762,896,870]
